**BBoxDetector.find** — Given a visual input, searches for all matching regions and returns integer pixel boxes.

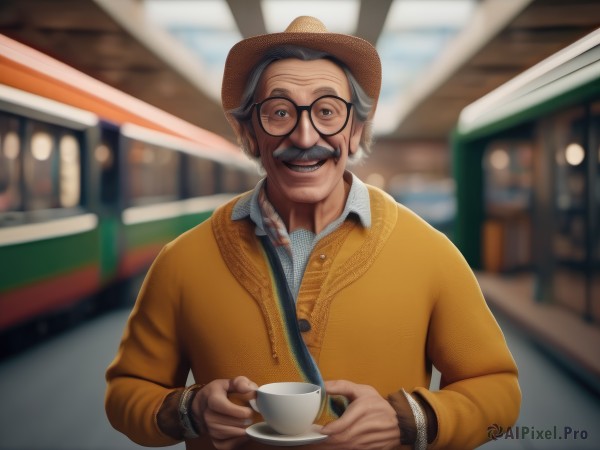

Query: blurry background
[0,0,599,449]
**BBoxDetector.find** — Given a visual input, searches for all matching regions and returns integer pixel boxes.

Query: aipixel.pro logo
[487,424,589,441]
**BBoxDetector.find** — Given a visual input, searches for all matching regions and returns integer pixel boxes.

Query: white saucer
[246,422,327,446]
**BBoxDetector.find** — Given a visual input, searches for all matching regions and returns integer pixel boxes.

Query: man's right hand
[191,376,258,450]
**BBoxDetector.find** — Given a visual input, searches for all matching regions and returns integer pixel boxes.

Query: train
[0,34,260,352]
[451,28,599,322]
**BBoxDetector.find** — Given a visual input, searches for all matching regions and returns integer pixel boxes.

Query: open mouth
[283,159,327,173]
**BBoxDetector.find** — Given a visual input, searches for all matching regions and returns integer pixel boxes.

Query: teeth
[285,160,325,172]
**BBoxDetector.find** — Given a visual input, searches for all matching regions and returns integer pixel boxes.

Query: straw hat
[221,16,381,116]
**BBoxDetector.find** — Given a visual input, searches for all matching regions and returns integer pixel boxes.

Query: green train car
[452,28,599,322]
[0,35,259,349]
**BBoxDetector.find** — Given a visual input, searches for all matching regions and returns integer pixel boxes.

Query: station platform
[477,272,600,395]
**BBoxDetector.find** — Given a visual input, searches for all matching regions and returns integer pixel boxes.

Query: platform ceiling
[0,0,598,144]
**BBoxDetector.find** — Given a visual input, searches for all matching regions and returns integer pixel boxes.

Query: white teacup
[250,382,322,435]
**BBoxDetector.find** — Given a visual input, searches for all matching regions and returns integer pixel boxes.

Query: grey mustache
[273,145,341,162]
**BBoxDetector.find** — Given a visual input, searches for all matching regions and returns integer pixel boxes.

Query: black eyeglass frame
[253,95,353,138]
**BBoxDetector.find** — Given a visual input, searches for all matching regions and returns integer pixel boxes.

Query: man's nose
[289,110,320,149]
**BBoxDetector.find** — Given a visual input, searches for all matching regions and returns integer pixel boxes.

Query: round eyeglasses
[254,95,353,137]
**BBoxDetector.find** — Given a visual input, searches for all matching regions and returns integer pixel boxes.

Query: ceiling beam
[355,0,393,45]
[226,0,266,38]
[390,0,535,138]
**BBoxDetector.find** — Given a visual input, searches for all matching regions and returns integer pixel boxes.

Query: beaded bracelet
[178,384,202,439]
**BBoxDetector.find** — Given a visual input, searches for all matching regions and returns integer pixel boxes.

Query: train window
[187,157,216,197]
[483,141,533,214]
[481,140,533,272]
[25,124,57,211]
[22,121,83,214]
[127,140,180,206]
[551,106,588,318]
[59,134,81,208]
[553,108,587,264]
[0,115,21,214]
[0,116,84,224]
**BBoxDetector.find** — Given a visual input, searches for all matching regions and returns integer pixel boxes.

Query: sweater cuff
[388,389,438,446]
[156,388,185,440]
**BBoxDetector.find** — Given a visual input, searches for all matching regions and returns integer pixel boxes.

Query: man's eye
[274,109,289,118]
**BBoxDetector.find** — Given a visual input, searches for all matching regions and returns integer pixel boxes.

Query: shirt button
[298,319,311,332]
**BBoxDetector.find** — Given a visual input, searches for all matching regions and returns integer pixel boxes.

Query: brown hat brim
[221,31,381,116]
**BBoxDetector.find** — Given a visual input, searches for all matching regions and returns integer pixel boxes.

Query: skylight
[374,0,476,134]
[144,0,242,98]
[261,0,360,34]
[143,0,476,136]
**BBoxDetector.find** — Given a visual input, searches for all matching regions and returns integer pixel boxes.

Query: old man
[106,16,520,450]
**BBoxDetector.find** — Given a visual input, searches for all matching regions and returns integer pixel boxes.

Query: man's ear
[349,121,365,155]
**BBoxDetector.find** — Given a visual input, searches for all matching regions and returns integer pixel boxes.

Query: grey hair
[227,45,374,162]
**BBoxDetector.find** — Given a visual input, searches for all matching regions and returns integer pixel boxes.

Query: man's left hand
[320,380,401,450]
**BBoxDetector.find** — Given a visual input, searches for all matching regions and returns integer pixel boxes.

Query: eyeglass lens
[259,96,349,137]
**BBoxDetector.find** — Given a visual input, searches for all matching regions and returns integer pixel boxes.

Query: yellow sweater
[105,186,520,449]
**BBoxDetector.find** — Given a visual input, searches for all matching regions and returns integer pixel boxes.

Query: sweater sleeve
[105,245,189,446]
[415,233,521,450]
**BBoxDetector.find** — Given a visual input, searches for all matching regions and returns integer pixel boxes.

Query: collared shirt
[232,171,371,300]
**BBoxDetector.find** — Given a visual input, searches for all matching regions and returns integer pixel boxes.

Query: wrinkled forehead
[256,58,351,101]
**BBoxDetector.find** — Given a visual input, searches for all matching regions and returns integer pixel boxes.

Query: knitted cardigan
[105,186,520,450]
